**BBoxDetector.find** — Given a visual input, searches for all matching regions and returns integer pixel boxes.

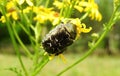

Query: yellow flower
[23,6,33,13]
[0,16,6,23]
[53,0,71,9]
[53,0,63,9]
[0,12,18,23]
[74,0,102,21]
[33,6,52,23]
[11,11,18,20]
[16,0,33,6]
[6,1,15,11]
[34,14,47,23]
[70,18,92,39]
[0,1,19,23]
[86,0,102,21]
[33,6,61,25]
[74,5,84,12]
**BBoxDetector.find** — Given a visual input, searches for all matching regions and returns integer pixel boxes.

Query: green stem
[31,55,49,76]
[20,10,36,60]
[12,22,33,59]
[57,27,109,76]
[32,22,41,68]
[30,7,34,24]
[20,8,41,71]
[22,12,37,61]
[36,0,42,6]
[45,0,49,8]
[60,7,64,17]
[0,6,29,76]
[8,24,29,76]
[33,42,40,67]
[66,1,76,18]
[80,12,89,21]
[56,4,118,76]
[8,21,29,76]
[18,22,35,42]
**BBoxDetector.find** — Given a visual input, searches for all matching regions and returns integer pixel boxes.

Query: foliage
[0,0,120,76]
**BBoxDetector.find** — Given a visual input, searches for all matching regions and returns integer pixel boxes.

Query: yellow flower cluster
[0,0,92,39]
[0,0,33,23]
[0,0,102,24]
[0,0,61,25]
[54,0,102,21]
[33,6,61,25]
[75,0,102,21]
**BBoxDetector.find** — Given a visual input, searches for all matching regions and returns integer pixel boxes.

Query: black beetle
[42,22,77,56]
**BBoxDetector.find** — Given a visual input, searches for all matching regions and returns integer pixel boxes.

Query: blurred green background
[0,0,120,76]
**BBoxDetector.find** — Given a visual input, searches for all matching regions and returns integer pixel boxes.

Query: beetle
[42,22,77,56]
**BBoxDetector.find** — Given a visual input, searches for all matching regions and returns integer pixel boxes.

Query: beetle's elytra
[42,22,77,56]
